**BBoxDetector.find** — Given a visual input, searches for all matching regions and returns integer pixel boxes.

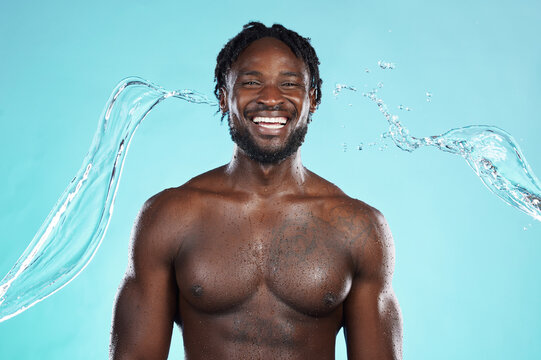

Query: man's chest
[174,210,356,317]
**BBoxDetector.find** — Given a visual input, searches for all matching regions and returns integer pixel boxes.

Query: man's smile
[251,116,288,129]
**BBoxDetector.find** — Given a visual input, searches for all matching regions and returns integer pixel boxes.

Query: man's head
[214,22,322,164]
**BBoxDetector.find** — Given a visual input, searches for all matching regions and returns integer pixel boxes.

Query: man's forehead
[227,38,309,78]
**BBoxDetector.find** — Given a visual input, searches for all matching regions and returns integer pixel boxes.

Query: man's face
[220,37,317,164]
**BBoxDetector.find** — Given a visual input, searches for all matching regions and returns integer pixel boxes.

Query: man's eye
[282,82,299,87]
[243,81,260,86]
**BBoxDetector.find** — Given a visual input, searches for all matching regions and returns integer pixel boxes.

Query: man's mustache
[244,104,297,118]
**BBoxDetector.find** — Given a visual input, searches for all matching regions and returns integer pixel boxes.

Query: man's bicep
[343,209,402,360]
[110,197,179,360]
[343,279,402,360]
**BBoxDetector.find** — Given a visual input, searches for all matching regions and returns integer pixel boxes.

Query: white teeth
[259,123,285,129]
[252,116,287,124]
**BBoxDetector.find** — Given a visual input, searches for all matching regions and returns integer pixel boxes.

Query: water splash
[333,83,357,97]
[1,75,539,323]
[350,85,541,221]
[0,77,216,322]
[378,60,396,70]
[398,105,412,111]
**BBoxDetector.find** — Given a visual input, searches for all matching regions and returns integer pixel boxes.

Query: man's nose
[257,84,284,107]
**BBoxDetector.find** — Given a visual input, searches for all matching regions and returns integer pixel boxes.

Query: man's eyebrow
[237,70,304,78]
[238,70,262,76]
[280,71,303,78]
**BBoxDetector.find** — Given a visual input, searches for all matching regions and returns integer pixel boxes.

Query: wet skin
[110,38,402,359]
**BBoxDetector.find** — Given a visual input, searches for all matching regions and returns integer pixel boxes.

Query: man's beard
[228,117,308,165]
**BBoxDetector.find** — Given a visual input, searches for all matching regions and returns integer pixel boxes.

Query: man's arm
[343,207,403,360]
[110,194,180,360]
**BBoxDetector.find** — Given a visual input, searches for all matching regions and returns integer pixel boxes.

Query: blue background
[1,0,540,358]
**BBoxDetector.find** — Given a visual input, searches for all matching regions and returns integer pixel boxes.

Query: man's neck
[225,145,307,197]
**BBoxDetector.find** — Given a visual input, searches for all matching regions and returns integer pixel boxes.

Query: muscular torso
[167,168,371,359]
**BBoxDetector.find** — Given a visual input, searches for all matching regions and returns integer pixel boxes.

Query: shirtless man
[110,22,402,359]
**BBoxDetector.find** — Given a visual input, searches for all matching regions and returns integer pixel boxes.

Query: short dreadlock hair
[214,22,322,120]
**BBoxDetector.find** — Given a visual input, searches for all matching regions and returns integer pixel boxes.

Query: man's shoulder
[305,169,384,224]
[312,188,391,272]
[306,171,390,258]
[131,168,229,257]
[140,165,231,223]
[320,195,384,239]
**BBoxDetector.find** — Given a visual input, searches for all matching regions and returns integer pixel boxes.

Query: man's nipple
[323,292,337,307]
[191,284,204,297]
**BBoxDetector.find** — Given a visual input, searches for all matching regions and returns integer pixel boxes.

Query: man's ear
[309,88,317,113]
[219,87,229,115]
